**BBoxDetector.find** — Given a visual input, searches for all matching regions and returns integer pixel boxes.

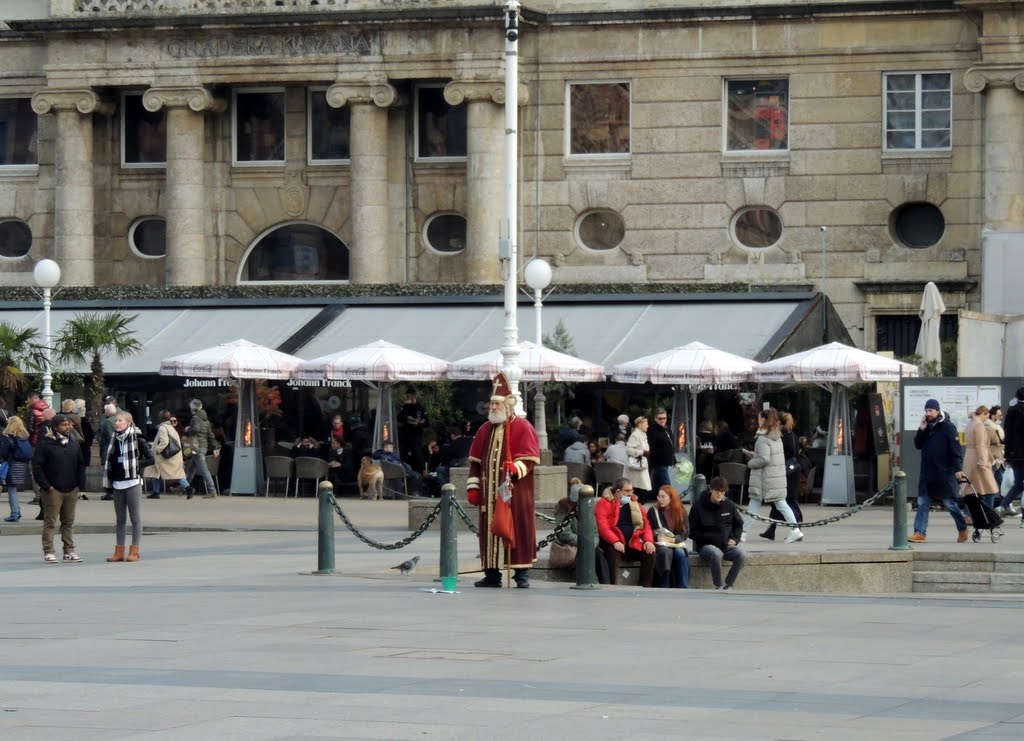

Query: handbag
[627,454,648,471]
[549,541,577,569]
[0,460,9,483]
[785,456,799,474]
[161,435,182,459]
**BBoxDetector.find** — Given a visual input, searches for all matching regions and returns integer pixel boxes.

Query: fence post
[890,471,910,551]
[571,484,599,590]
[315,481,336,574]
[439,483,458,584]
[690,473,706,502]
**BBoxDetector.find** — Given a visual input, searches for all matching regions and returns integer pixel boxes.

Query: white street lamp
[819,226,829,343]
[33,258,61,408]
[524,258,553,451]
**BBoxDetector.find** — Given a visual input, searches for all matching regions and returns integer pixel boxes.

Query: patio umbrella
[446,340,604,382]
[915,281,946,369]
[611,342,760,475]
[297,339,449,455]
[160,340,303,496]
[753,342,918,505]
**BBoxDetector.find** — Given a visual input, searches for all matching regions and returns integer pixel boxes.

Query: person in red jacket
[27,391,54,446]
[594,477,656,587]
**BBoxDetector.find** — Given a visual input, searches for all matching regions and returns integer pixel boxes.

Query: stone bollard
[315,481,336,574]
[571,484,598,590]
[439,484,458,585]
[690,473,707,502]
[890,471,910,551]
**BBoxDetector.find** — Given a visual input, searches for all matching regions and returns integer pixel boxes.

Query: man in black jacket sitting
[688,476,746,590]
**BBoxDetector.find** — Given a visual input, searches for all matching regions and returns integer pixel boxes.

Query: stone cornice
[31,89,114,116]
[854,279,977,295]
[444,80,529,106]
[142,86,226,113]
[324,83,398,109]
[964,64,1024,93]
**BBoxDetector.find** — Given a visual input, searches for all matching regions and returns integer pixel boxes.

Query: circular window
[892,203,944,248]
[0,220,32,259]
[424,213,466,254]
[129,218,167,258]
[733,207,783,249]
[576,209,625,251]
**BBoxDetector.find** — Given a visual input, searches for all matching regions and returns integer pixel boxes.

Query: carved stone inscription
[166,31,376,60]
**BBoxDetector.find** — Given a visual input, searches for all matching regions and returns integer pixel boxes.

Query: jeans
[914,491,968,535]
[7,484,20,517]
[998,461,1024,510]
[192,452,216,494]
[113,483,143,547]
[654,545,690,588]
[744,496,797,533]
[150,477,189,493]
[650,465,671,495]
[697,544,747,588]
[41,487,79,555]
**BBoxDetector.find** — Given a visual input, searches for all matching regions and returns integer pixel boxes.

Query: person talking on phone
[910,398,968,543]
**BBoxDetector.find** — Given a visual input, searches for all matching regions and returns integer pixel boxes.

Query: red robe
[467,415,541,569]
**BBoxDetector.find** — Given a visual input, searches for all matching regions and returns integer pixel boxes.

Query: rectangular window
[567,82,631,156]
[725,79,789,152]
[308,87,350,164]
[415,85,466,160]
[233,88,285,165]
[884,72,952,151]
[121,93,167,167]
[875,313,957,358]
[0,97,38,168]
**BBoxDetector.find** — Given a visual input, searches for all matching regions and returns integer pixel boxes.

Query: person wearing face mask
[594,478,656,587]
[689,476,746,590]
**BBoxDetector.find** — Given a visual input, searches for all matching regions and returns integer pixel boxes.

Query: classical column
[31,89,113,287]
[142,87,225,286]
[325,83,397,284]
[965,65,1024,313]
[444,81,506,284]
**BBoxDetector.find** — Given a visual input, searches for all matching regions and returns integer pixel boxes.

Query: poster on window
[902,384,1001,437]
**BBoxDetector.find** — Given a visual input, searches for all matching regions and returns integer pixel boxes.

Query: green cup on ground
[441,576,457,592]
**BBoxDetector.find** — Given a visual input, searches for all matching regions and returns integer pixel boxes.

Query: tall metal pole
[500,0,523,413]
[820,226,829,343]
[41,286,54,408]
[532,286,548,451]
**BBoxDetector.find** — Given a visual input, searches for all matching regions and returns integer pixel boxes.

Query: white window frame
[307,86,350,166]
[422,211,467,255]
[0,95,39,174]
[232,86,286,167]
[722,77,790,154]
[413,84,467,164]
[564,80,632,160]
[236,220,350,285]
[882,71,952,152]
[120,92,167,169]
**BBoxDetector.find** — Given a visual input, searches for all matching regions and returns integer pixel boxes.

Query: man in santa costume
[466,372,541,588]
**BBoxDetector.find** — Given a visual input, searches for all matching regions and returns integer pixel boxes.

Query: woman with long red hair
[647,485,690,588]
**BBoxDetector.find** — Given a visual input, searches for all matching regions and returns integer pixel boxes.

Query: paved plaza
[2,495,1023,740]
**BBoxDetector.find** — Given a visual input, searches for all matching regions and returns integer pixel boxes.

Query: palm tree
[53,311,142,427]
[0,321,46,414]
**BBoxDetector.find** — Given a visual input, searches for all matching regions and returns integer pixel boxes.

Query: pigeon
[391,555,420,574]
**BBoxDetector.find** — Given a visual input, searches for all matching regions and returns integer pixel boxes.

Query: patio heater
[372,384,397,455]
[232,380,264,495]
[821,385,855,505]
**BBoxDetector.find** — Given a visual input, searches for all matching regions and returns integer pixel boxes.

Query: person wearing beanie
[911,398,968,543]
[31,414,87,563]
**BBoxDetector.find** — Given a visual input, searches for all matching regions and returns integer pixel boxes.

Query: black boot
[186,486,194,500]
[474,569,502,588]
[101,493,113,501]
[759,526,776,540]
[513,568,531,589]
[35,508,44,521]
[146,493,160,499]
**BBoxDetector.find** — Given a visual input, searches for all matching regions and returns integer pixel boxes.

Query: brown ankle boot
[126,545,140,562]
[106,545,125,562]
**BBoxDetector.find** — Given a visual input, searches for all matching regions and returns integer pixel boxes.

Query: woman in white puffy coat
[743,408,803,543]
[624,416,652,501]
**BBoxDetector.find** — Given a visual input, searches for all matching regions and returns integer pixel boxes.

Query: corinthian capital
[325,83,398,109]
[31,89,115,116]
[443,80,529,106]
[964,64,1024,93]
[142,86,226,113]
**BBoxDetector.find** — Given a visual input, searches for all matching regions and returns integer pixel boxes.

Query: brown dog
[358,456,384,500]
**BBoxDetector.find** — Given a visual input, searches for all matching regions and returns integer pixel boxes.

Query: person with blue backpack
[1,416,34,523]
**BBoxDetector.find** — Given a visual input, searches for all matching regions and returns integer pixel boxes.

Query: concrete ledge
[535,550,914,593]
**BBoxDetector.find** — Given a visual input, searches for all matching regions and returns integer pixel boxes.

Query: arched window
[240,223,349,283]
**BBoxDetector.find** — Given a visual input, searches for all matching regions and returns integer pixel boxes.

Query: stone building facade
[1,0,1022,352]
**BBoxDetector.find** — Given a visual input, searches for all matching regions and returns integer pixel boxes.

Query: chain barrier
[329,493,442,551]
[737,482,895,527]
[450,498,572,550]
